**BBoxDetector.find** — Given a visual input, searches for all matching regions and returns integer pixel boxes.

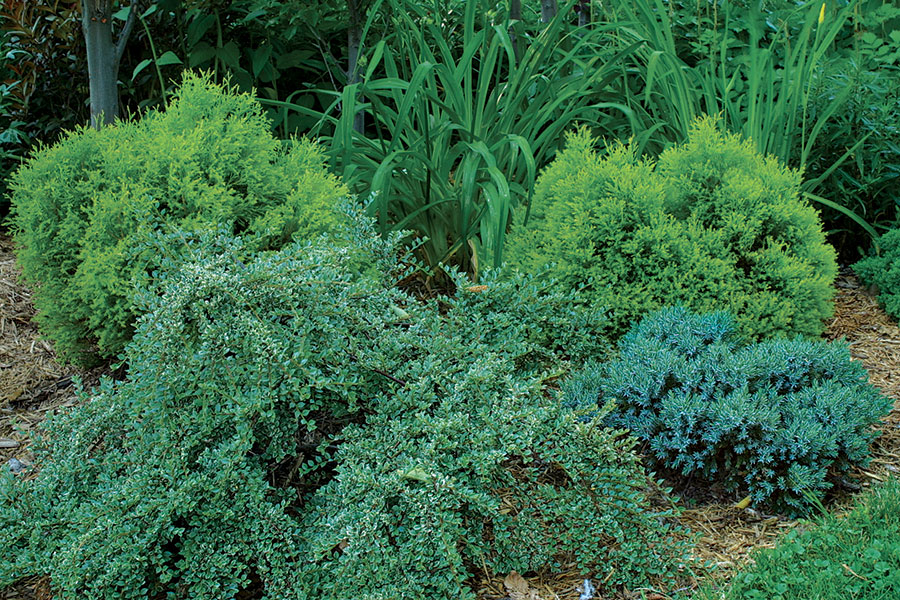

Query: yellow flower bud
[818,2,826,24]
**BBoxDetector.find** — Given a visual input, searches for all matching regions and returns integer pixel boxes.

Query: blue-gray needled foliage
[0,217,690,599]
[505,116,838,340]
[562,306,890,514]
[9,72,348,364]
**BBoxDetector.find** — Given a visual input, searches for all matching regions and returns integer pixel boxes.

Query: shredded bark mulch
[2,231,899,600]
[1,235,88,457]
[0,235,106,600]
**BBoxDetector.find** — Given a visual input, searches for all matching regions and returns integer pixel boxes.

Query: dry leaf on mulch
[505,571,546,600]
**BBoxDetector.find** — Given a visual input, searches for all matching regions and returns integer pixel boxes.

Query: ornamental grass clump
[0,217,689,600]
[9,72,348,364]
[506,116,838,340]
[562,306,891,514]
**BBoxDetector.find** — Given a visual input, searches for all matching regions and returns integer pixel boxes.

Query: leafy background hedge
[9,74,348,364]
[506,117,838,340]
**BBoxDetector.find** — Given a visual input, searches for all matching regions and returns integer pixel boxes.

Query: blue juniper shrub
[0,216,690,600]
[562,306,891,514]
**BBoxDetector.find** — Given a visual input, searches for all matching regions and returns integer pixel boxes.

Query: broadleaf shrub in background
[10,72,348,364]
[0,0,86,141]
[506,116,838,340]
[562,306,891,514]
[855,228,900,320]
[0,218,690,600]
[0,36,30,218]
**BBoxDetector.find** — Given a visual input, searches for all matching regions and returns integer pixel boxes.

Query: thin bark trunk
[82,0,140,129]
[509,0,522,61]
[540,0,557,23]
[346,0,364,134]
[83,0,117,127]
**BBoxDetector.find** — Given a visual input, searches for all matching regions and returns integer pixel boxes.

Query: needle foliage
[9,73,348,364]
[506,117,838,340]
[563,306,890,514]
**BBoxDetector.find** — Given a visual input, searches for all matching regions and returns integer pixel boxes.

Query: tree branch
[115,0,141,68]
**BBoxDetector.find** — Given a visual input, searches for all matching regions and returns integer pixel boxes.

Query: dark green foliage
[506,117,838,340]
[562,306,891,514]
[9,72,348,364]
[806,59,900,253]
[305,0,634,273]
[438,267,611,373]
[855,228,900,320]
[0,0,86,182]
[699,477,900,600]
[0,218,689,600]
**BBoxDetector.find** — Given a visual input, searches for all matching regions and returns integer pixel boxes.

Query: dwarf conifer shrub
[9,72,348,364]
[562,306,890,514]
[506,117,837,340]
[855,228,900,321]
[0,219,688,600]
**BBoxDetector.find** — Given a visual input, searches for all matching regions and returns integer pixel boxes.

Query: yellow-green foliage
[506,117,837,339]
[10,73,348,363]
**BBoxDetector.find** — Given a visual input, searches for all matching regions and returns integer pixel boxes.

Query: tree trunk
[540,0,557,23]
[509,0,522,60]
[510,0,522,20]
[81,0,140,129]
[346,0,364,134]
[82,0,118,127]
[577,0,589,27]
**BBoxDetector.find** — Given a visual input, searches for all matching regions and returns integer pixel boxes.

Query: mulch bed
[2,231,899,600]
[0,235,107,600]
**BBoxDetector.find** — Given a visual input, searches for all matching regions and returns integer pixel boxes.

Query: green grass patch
[700,477,900,600]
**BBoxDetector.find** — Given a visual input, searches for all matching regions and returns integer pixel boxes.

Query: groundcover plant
[0,215,691,599]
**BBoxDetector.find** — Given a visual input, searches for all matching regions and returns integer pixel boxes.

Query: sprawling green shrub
[562,306,890,514]
[9,72,348,364]
[699,477,900,600]
[855,228,900,320]
[506,117,838,339]
[0,219,688,600]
